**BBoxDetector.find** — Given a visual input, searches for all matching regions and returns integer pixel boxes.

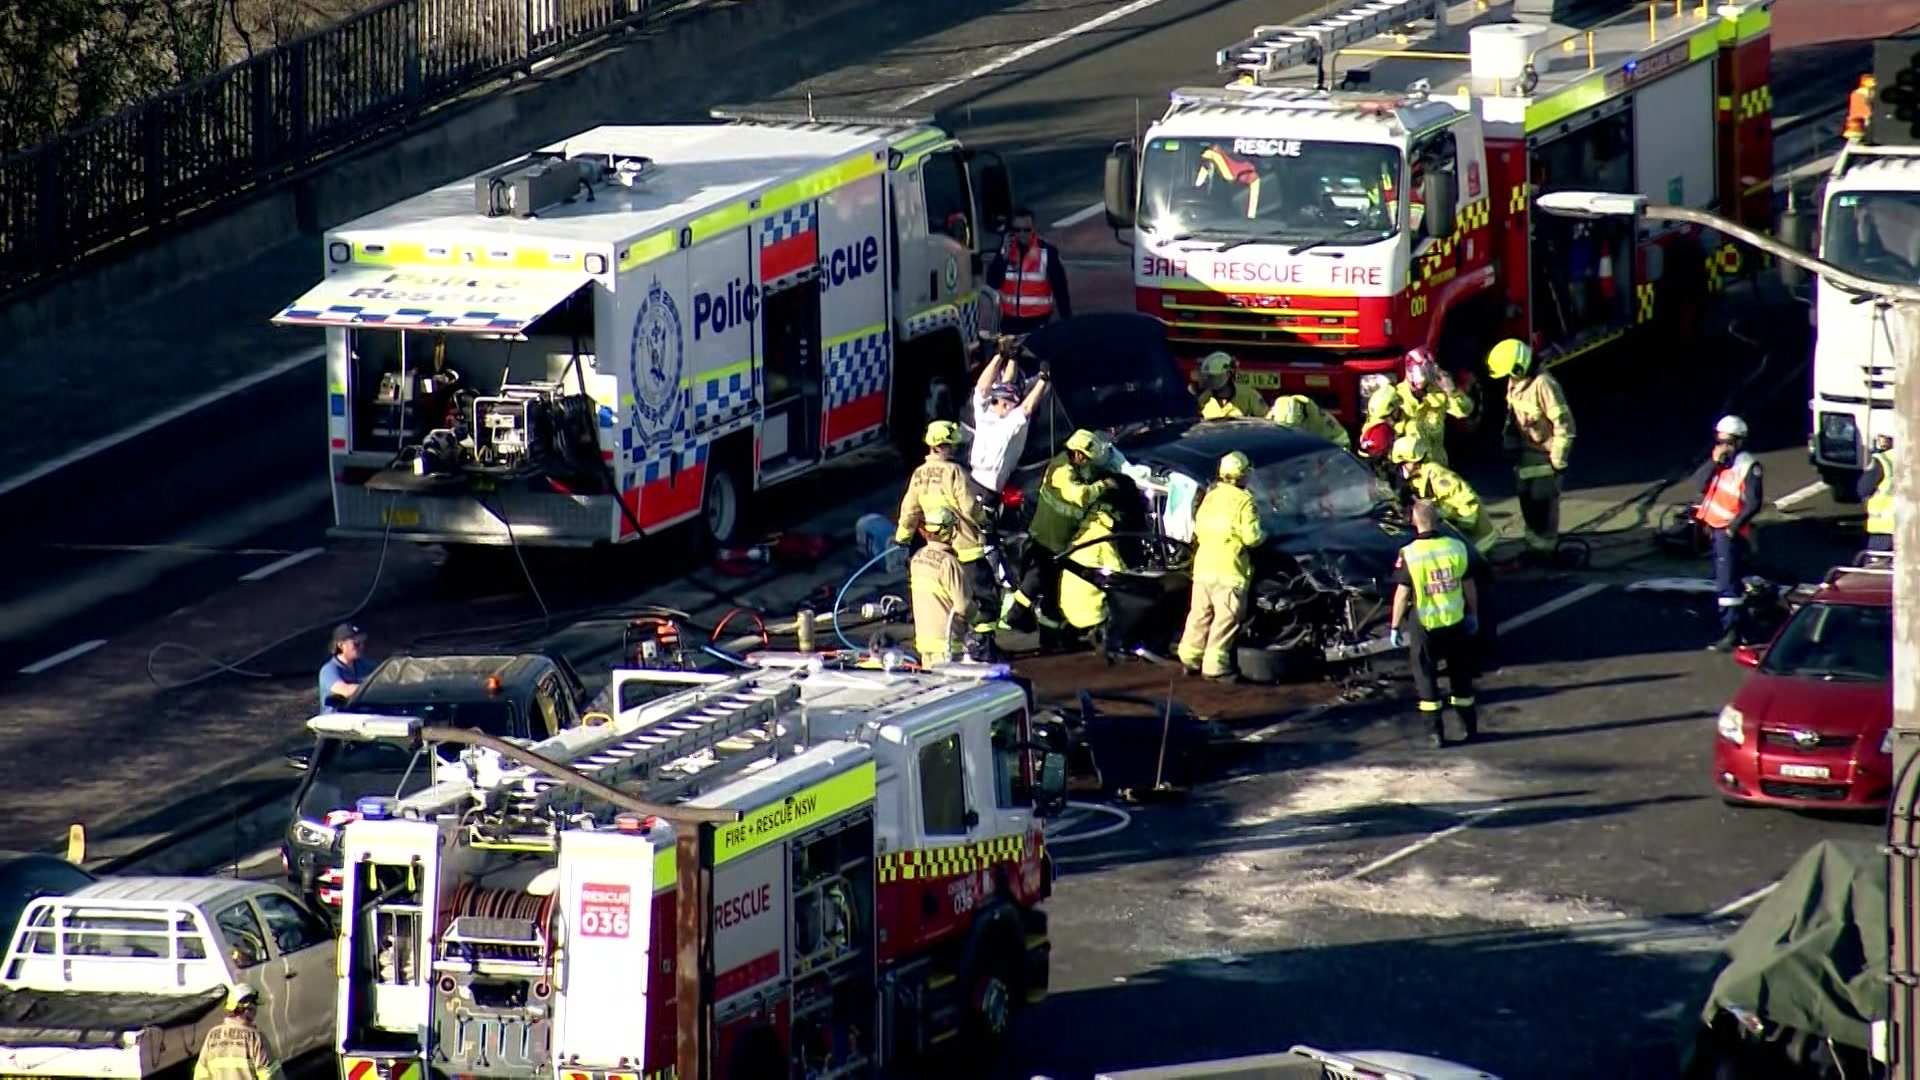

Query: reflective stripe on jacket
[895,456,987,561]
[1201,381,1268,420]
[1368,380,1470,466]
[1698,452,1756,532]
[910,542,971,665]
[998,242,1054,320]
[1868,450,1895,535]
[1410,463,1493,554]
[1507,372,1575,477]
[1192,483,1265,587]
[1030,455,1100,554]
[1060,510,1125,630]
[193,1019,279,1080]
[1402,535,1469,630]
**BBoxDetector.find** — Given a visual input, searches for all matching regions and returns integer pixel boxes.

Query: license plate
[381,507,421,527]
[1779,763,1830,780]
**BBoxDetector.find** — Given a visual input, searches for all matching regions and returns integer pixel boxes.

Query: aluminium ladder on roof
[499,671,806,820]
[1217,0,1447,83]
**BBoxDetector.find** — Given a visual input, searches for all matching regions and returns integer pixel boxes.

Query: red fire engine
[328,657,1065,1080]
[1102,0,1775,423]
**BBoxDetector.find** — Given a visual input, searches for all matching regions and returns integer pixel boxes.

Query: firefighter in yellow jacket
[1390,435,1495,555]
[896,420,997,644]
[194,985,280,1080]
[910,503,974,667]
[1195,351,1268,420]
[1008,429,1121,631]
[1058,497,1127,639]
[1267,394,1351,450]
[1366,348,1472,466]
[1178,451,1267,680]
[1487,338,1576,560]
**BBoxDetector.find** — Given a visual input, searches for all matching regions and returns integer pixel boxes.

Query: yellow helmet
[1266,395,1306,426]
[1388,434,1429,465]
[924,420,964,448]
[1198,351,1235,388]
[1218,451,1252,480]
[922,503,958,532]
[1486,338,1533,380]
[1065,428,1109,459]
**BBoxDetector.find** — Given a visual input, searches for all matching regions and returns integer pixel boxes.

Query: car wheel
[1236,645,1288,684]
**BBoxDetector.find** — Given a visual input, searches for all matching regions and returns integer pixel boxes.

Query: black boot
[1458,707,1479,743]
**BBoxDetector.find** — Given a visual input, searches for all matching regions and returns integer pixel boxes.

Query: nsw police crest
[629,277,685,442]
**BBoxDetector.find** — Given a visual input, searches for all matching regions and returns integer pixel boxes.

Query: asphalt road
[0,1,1901,1078]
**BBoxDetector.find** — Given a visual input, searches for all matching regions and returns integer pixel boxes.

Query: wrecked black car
[977,314,1408,679]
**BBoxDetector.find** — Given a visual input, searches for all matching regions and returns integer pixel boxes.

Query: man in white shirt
[968,342,1050,496]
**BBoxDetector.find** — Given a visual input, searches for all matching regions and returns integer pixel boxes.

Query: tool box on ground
[327,654,1069,1080]
[274,112,1013,550]
[1103,0,1775,425]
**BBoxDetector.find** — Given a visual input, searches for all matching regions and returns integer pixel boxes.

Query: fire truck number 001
[580,883,632,938]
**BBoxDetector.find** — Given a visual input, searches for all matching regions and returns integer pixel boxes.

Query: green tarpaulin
[1701,839,1888,1052]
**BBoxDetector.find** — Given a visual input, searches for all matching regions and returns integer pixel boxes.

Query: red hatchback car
[1714,566,1894,809]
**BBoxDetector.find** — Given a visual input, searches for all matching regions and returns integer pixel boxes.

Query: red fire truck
[1101,0,1775,424]
[328,656,1065,1080]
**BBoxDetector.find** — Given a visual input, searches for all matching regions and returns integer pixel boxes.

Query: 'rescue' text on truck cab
[274,114,1011,549]
[1102,0,1774,426]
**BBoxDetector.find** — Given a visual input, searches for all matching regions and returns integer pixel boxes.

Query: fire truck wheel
[961,925,1023,1052]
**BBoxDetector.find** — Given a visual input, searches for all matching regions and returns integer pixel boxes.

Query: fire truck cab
[1103,0,1774,425]
[330,657,1062,1080]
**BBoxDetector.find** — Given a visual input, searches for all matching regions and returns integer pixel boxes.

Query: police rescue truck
[1101,0,1775,424]
[326,656,1064,1080]
[275,116,1011,547]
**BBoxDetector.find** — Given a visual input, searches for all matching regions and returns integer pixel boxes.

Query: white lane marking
[1052,201,1107,229]
[1773,478,1827,511]
[0,348,323,500]
[238,546,324,582]
[1342,807,1505,881]
[1709,881,1777,920]
[888,0,1178,110]
[1241,702,1336,744]
[1496,582,1608,637]
[18,639,108,675]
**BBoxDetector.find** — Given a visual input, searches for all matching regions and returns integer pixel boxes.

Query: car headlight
[291,819,338,849]
[1359,373,1392,404]
[1883,728,1896,755]
[1717,705,1745,746]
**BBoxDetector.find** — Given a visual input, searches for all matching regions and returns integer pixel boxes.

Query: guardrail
[0,0,689,298]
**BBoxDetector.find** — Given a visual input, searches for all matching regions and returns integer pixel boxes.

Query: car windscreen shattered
[1244,447,1389,534]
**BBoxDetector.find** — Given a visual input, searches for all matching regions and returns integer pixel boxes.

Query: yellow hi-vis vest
[1868,450,1895,536]
[1401,534,1469,630]
[1191,483,1265,587]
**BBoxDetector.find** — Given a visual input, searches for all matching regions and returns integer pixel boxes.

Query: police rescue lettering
[578,883,631,938]
[690,235,880,341]
[348,271,520,305]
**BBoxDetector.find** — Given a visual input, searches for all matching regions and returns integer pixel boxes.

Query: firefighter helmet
[1218,451,1252,480]
[924,420,965,448]
[1197,351,1235,388]
[1267,395,1306,426]
[1486,339,1533,379]
[1404,347,1436,389]
[1389,434,1430,466]
[1065,428,1109,460]
[226,984,259,1012]
[1358,422,1395,459]
[922,503,959,533]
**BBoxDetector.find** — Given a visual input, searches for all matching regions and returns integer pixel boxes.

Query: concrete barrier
[0,0,903,342]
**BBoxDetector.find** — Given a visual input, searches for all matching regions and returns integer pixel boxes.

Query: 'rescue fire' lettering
[721,794,819,850]
[1141,253,1382,288]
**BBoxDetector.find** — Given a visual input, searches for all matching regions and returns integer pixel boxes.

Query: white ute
[0,878,336,1078]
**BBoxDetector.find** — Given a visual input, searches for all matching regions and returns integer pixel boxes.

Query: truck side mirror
[1421,168,1457,240]
[973,152,1014,241]
[1035,751,1069,815]
[285,748,312,772]
[1103,141,1137,229]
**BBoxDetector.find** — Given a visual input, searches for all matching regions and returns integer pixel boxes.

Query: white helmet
[1714,415,1748,441]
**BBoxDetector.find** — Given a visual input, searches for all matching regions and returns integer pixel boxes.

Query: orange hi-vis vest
[1000,240,1055,320]
[1699,453,1756,534]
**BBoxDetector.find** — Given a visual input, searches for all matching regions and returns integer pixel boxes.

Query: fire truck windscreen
[1138,136,1402,246]
[1823,191,1920,286]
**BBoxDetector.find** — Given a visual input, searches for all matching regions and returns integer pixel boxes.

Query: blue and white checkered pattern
[636,441,708,484]
[692,367,756,428]
[284,305,525,330]
[825,328,891,407]
[902,303,959,341]
[760,202,818,247]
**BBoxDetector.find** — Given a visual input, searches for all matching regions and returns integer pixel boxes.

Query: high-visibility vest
[1030,455,1094,554]
[1868,449,1895,536]
[193,1019,280,1080]
[1698,453,1756,533]
[1191,483,1264,587]
[1401,535,1469,630]
[999,241,1055,320]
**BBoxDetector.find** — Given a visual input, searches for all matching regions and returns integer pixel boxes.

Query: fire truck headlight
[1359,373,1392,403]
[291,819,338,849]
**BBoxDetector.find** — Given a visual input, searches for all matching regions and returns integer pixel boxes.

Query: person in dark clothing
[985,208,1073,334]
[1692,415,1764,651]
[1389,501,1482,748]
